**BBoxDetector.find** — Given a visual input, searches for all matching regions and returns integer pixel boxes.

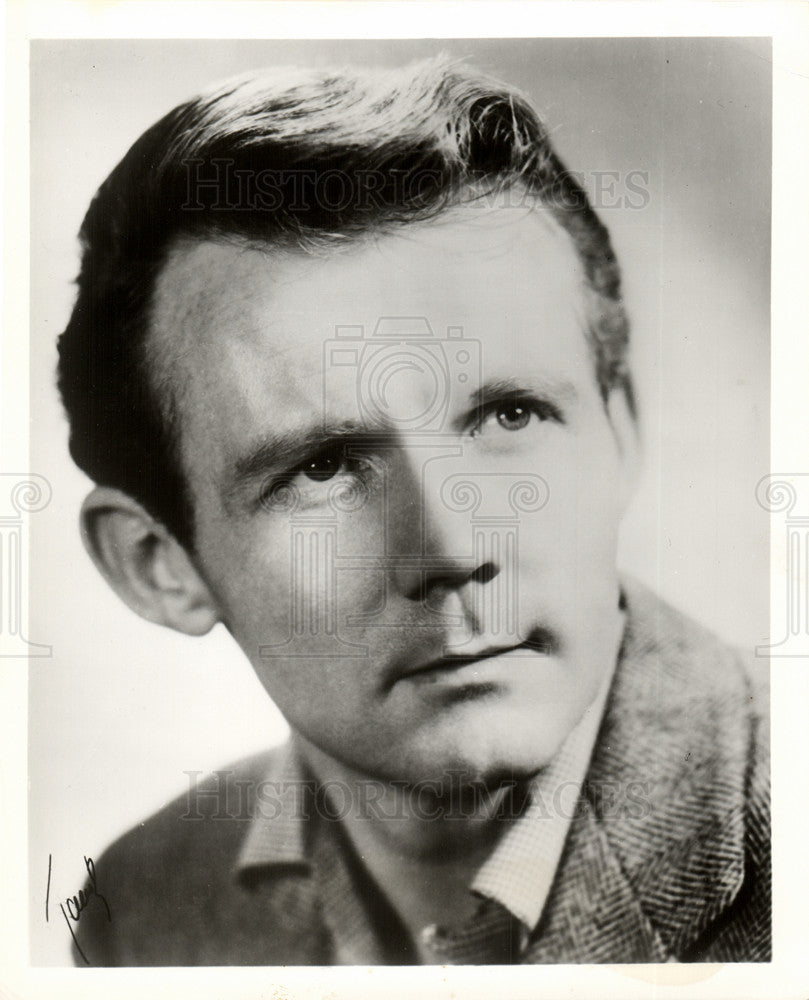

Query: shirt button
[421,924,438,945]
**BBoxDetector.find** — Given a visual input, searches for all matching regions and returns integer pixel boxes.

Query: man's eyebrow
[468,375,579,409]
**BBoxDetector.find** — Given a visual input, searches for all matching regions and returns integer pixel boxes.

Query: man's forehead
[150,236,300,364]
[154,203,577,326]
[146,205,587,425]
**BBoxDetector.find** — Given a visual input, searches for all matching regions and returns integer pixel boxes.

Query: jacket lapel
[524,798,669,963]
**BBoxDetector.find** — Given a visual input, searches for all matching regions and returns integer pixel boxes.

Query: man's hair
[58,54,632,552]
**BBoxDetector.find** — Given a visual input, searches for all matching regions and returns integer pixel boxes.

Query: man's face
[151,202,634,786]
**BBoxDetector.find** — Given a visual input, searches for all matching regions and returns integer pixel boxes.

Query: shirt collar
[237,738,310,871]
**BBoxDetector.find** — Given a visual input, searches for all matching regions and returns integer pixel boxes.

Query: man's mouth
[390,628,558,689]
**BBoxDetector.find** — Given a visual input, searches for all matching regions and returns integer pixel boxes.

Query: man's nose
[387,449,501,604]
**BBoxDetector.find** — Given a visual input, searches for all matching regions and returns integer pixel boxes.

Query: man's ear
[80,486,220,636]
[606,388,642,511]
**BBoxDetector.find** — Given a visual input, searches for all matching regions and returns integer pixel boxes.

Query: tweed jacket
[74,580,771,965]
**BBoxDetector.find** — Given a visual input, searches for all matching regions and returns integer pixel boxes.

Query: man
[58,56,770,965]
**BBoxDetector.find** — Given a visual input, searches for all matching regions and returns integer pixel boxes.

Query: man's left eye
[472,397,555,437]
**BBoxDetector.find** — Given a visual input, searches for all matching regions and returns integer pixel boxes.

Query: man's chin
[302,696,587,792]
[381,733,570,793]
[421,706,582,784]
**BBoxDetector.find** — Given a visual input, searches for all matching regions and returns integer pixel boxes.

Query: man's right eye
[297,447,344,482]
[259,443,372,512]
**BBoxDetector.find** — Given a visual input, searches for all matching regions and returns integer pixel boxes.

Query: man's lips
[390,628,558,688]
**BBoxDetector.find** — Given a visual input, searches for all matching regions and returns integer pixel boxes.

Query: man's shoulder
[613,576,769,820]
[98,745,281,866]
[74,744,326,966]
[620,576,769,723]
[587,578,771,961]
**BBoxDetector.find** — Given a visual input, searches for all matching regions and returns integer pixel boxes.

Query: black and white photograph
[3,3,809,996]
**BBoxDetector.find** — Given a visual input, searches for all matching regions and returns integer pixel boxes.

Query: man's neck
[293,735,527,935]
[295,733,527,852]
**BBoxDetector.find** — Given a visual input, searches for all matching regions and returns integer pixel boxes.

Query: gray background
[28,37,771,964]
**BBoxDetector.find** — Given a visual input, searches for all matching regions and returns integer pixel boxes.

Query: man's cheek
[221,557,296,648]
[335,566,388,620]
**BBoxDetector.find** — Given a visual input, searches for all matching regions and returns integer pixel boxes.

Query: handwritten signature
[46,853,111,965]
